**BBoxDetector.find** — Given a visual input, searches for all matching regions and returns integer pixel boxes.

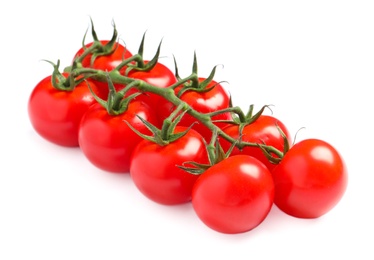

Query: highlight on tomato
[28,61,100,147]
[191,154,274,234]
[272,138,348,219]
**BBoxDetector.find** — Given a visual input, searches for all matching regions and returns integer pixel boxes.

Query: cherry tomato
[159,78,232,142]
[272,138,348,218]
[220,115,292,171]
[78,101,160,173]
[192,155,274,234]
[28,73,99,147]
[129,126,208,205]
[73,40,133,98]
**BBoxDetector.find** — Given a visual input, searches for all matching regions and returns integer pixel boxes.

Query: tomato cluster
[27,21,348,235]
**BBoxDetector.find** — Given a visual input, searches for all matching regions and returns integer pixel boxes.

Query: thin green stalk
[72,67,284,159]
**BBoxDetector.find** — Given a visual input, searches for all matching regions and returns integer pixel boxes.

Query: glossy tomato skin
[125,61,178,118]
[220,115,292,171]
[73,40,133,98]
[272,138,348,219]
[192,155,274,234]
[78,101,160,173]
[130,126,208,205]
[28,73,99,147]
[159,78,232,142]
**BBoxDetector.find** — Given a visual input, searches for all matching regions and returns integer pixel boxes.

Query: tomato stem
[69,50,285,161]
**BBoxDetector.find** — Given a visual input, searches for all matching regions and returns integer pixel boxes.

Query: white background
[1,1,373,259]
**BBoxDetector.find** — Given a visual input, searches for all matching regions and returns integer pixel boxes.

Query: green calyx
[178,129,237,175]
[234,104,290,164]
[88,73,141,116]
[122,32,163,75]
[213,103,289,164]
[211,103,272,126]
[256,125,290,165]
[125,103,193,146]
[63,18,128,84]
[44,59,80,91]
[76,18,119,67]
[174,51,224,97]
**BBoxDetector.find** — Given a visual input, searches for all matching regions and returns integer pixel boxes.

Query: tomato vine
[69,48,286,163]
[29,19,348,233]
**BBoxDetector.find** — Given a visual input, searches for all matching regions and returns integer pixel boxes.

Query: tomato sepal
[42,59,89,91]
[178,129,237,175]
[123,32,163,75]
[125,103,192,146]
[74,18,120,68]
[86,73,142,115]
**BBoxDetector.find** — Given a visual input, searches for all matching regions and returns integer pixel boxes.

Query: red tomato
[130,126,208,205]
[73,40,133,98]
[28,73,100,147]
[220,115,292,171]
[192,155,274,234]
[272,138,348,218]
[159,78,232,142]
[78,101,160,173]
[125,61,178,114]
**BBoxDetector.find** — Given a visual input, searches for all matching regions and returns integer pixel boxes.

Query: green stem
[206,106,246,122]
[114,54,143,73]
[72,67,284,159]
[74,42,102,66]
[168,73,198,90]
